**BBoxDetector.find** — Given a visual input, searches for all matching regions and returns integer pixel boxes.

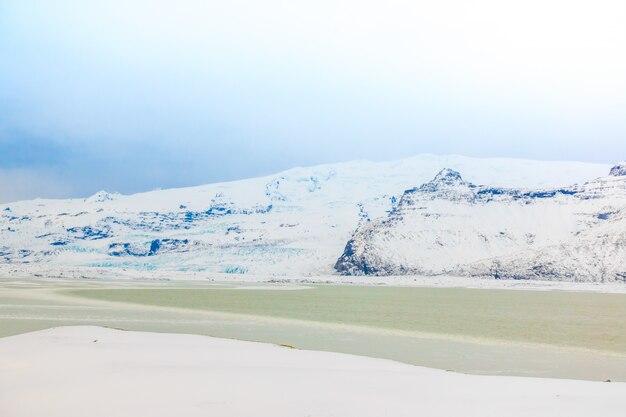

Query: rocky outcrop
[609,162,626,177]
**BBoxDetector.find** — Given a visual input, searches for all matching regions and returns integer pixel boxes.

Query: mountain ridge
[1,154,621,281]
[335,165,626,282]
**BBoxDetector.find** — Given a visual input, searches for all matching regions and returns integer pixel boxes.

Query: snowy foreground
[1,327,625,417]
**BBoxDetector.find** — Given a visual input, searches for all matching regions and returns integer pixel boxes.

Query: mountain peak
[86,190,117,203]
[411,168,471,197]
[431,168,465,185]
[609,162,626,177]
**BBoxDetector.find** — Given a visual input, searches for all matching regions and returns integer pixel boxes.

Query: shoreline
[2,265,626,294]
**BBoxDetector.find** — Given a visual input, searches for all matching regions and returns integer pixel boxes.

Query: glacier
[1,154,622,281]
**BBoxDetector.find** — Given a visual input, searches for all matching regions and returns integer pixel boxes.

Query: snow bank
[1,326,624,417]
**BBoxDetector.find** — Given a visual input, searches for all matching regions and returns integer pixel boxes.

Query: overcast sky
[1,0,625,202]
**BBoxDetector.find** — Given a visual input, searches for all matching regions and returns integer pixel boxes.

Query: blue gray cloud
[1,0,625,202]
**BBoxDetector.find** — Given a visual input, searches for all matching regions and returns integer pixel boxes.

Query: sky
[1,0,625,202]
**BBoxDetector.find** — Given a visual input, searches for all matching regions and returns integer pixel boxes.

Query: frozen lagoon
[1,277,625,382]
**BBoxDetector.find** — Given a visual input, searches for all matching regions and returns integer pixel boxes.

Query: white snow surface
[0,154,617,279]
[336,166,626,282]
[1,326,625,417]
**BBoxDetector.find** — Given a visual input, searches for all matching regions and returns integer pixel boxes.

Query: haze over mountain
[2,1,625,202]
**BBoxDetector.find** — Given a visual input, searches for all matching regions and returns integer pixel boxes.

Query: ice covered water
[2,278,625,382]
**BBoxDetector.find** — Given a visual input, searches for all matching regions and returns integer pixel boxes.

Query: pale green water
[2,278,626,381]
[69,286,626,353]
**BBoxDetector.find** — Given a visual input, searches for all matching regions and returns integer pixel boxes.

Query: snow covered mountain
[336,162,626,282]
[0,155,619,280]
